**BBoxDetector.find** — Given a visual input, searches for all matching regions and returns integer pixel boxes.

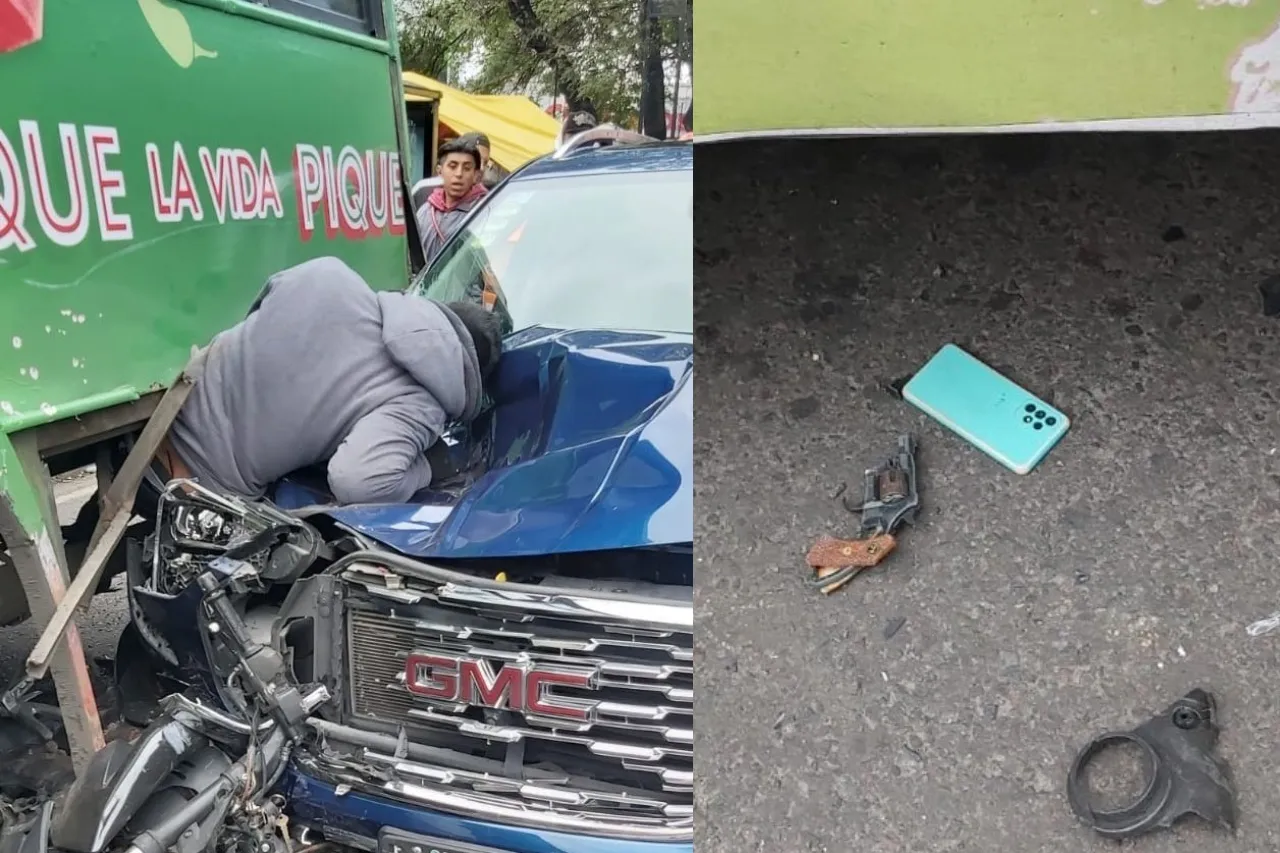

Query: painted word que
[0,119,407,254]
[0,122,131,251]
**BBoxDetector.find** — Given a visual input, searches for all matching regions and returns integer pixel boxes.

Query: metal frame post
[0,353,199,775]
[0,431,103,772]
[26,365,196,682]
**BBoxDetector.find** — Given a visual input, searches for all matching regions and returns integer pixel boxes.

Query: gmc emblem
[404,653,595,721]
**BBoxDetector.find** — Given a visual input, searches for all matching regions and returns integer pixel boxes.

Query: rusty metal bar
[25,366,196,680]
[1,432,104,771]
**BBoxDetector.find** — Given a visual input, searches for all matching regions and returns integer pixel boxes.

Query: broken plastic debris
[1067,688,1236,840]
[1246,612,1280,636]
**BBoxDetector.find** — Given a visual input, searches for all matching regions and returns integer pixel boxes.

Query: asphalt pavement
[694,132,1280,852]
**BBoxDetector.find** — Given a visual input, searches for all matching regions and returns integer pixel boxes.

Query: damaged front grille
[337,561,693,841]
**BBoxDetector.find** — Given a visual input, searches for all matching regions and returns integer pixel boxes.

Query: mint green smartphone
[903,344,1070,474]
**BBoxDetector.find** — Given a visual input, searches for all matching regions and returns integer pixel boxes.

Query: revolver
[807,434,920,594]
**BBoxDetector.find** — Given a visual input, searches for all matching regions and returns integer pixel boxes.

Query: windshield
[412,165,692,335]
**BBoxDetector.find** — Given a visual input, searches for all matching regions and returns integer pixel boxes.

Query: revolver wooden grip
[806,533,897,594]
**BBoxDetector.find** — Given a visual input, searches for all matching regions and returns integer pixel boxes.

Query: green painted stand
[0,430,105,772]
[0,366,192,774]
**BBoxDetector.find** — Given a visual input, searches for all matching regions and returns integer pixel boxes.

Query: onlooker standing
[417,137,489,262]
[458,131,508,189]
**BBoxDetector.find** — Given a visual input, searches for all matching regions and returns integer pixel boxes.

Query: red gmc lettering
[404,653,458,701]
[404,654,592,720]
[461,659,522,707]
[527,670,591,721]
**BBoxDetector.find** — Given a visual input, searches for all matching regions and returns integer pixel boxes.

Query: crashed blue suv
[287,140,694,852]
[70,140,693,853]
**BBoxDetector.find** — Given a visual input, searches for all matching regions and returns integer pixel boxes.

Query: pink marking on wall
[0,0,42,54]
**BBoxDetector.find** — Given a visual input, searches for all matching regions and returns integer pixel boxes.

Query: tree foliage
[396,0,466,81]
[397,0,688,127]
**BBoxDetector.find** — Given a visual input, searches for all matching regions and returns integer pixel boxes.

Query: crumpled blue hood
[276,326,692,559]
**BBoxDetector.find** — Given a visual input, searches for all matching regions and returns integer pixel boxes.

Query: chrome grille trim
[432,582,692,631]
[341,563,693,838]
[360,751,693,840]
[363,750,694,816]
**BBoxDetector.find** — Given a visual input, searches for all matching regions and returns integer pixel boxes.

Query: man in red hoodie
[417,137,489,262]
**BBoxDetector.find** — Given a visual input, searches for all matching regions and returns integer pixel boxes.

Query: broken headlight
[146,480,321,594]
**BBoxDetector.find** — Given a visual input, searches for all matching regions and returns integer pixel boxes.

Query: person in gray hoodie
[417,137,489,262]
[162,255,502,505]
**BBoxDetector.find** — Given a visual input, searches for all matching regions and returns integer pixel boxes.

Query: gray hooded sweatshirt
[168,256,483,505]
[416,185,487,263]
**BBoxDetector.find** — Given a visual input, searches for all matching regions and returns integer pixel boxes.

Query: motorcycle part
[805,533,896,594]
[1066,688,1236,839]
[844,433,920,536]
[122,745,233,853]
[51,712,210,853]
[197,570,330,739]
[127,727,289,853]
[0,801,52,853]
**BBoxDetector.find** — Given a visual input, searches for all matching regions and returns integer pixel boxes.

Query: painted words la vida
[0,120,407,253]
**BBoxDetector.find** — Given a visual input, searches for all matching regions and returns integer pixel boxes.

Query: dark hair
[458,131,491,150]
[447,301,503,378]
[437,137,481,170]
[563,110,597,137]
